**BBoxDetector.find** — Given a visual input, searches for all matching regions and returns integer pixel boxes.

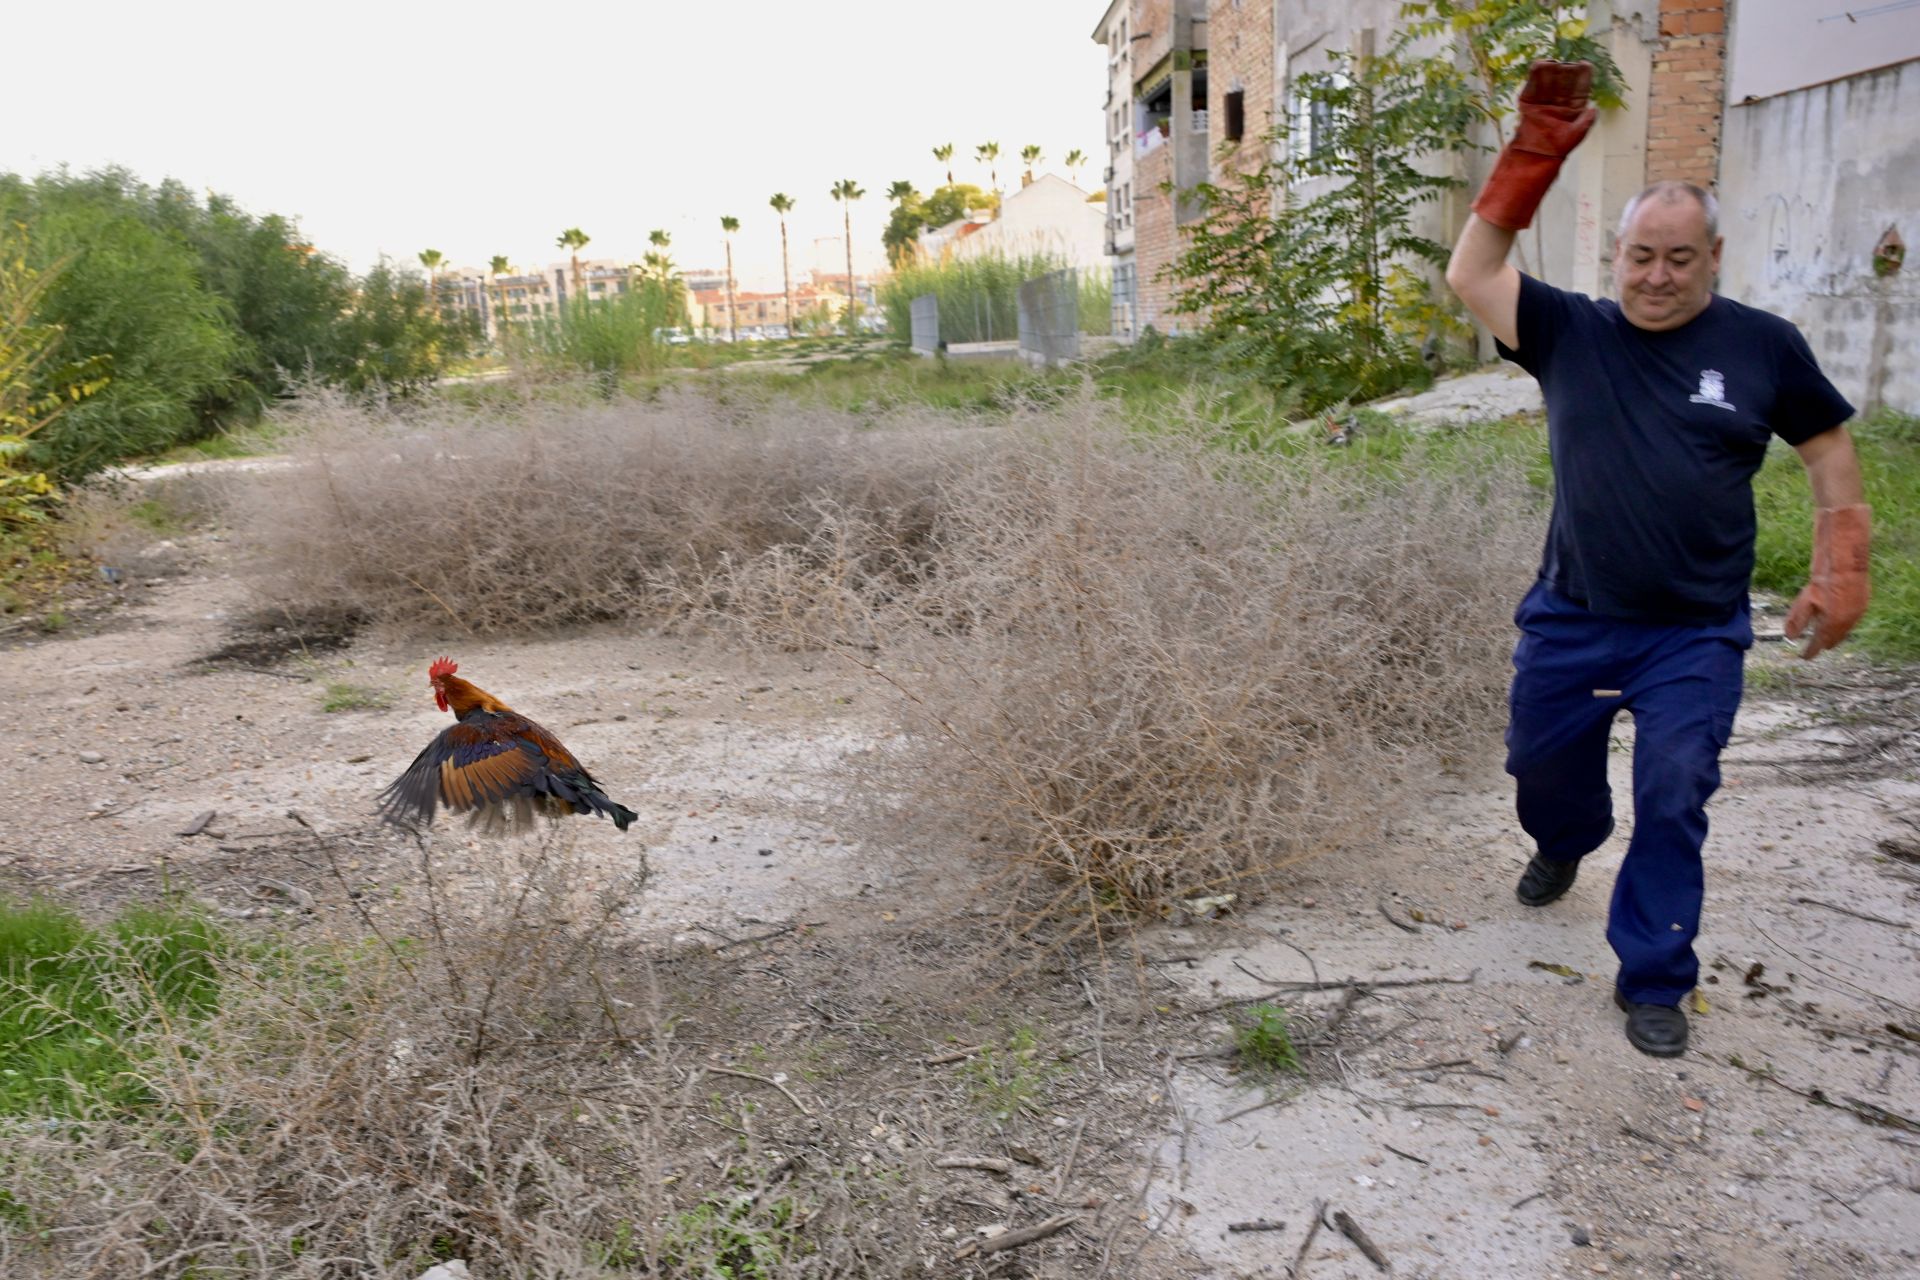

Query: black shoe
[1614,990,1689,1057]
[1515,853,1580,907]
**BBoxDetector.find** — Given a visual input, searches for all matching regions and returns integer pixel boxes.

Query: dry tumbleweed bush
[229,386,980,635]
[841,396,1541,920]
[230,384,1541,917]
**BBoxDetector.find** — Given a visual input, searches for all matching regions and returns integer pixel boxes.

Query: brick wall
[1208,0,1278,178]
[1132,143,1180,332]
[1646,0,1728,185]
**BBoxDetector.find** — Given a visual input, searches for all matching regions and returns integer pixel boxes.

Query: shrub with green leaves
[1233,1003,1302,1075]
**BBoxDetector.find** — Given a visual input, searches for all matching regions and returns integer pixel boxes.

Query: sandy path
[4,545,1917,1280]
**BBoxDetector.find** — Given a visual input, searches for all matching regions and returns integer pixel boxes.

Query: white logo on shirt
[1688,369,1736,411]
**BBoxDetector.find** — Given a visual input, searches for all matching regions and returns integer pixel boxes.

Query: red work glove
[1785,504,1872,659]
[1471,61,1598,231]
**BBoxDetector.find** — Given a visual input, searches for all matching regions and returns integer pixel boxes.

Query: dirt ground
[4,512,1919,1280]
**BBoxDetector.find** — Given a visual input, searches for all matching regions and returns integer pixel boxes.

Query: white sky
[8,1,1109,291]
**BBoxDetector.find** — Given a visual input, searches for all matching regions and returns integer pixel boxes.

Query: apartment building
[1092,0,1139,338]
[1101,0,1920,391]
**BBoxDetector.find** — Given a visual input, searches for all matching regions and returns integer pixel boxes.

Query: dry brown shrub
[0,829,931,1279]
[228,383,1540,920]
[228,386,982,635]
[833,395,1543,924]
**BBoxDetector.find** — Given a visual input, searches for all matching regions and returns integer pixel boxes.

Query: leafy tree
[1167,30,1476,408]
[1,233,108,524]
[719,215,740,343]
[556,228,590,301]
[769,193,796,337]
[829,180,865,329]
[882,183,996,265]
[1403,1,1626,273]
[0,174,240,476]
[335,260,474,395]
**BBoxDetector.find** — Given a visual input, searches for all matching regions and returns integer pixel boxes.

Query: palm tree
[769,193,796,340]
[418,248,445,314]
[636,251,673,326]
[933,143,955,187]
[829,179,864,334]
[975,142,1001,203]
[886,180,917,205]
[1020,144,1043,184]
[1064,148,1088,187]
[556,228,589,303]
[719,215,740,344]
[488,254,511,339]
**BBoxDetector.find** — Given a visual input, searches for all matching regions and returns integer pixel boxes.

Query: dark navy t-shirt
[1496,274,1854,622]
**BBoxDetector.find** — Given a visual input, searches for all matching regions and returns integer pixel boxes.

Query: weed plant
[1232,1003,1302,1076]
[0,899,223,1115]
[0,833,927,1278]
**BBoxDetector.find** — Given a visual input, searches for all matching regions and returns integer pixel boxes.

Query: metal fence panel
[1017,268,1081,367]
[909,293,941,353]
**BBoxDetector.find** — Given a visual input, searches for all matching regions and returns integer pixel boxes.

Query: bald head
[1617,181,1718,241]
[1612,181,1723,332]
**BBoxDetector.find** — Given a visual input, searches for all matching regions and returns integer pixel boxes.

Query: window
[1224,89,1245,143]
[1289,72,1347,163]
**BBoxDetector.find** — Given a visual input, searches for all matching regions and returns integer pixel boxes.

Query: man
[1445,62,1872,1057]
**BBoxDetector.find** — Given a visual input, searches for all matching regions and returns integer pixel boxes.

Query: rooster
[379,657,638,832]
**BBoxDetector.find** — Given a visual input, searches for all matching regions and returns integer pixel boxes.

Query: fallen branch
[1196,972,1476,1015]
[934,1156,1012,1175]
[710,922,810,952]
[706,1066,812,1116]
[1332,1209,1390,1272]
[1383,1143,1429,1166]
[1289,1200,1326,1279]
[923,1045,985,1066]
[954,1213,1078,1259]
[1377,899,1422,933]
[1054,1117,1087,1197]
[1727,1055,1920,1134]
[1220,1092,1296,1124]
[1228,1218,1288,1233]
[1793,897,1909,930]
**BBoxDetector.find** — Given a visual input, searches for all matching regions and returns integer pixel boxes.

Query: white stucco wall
[954,174,1109,270]
[1717,58,1920,415]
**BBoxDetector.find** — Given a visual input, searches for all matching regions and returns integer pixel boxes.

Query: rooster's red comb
[428,656,458,680]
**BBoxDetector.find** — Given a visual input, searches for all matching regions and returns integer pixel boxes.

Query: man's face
[1613,195,1722,331]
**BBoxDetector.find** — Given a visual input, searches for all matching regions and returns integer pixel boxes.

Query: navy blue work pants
[1504,581,1750,1007]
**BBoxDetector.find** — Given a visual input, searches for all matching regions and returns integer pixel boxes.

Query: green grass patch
[1232,1002,1303,1076]
[1753,407,1920,663]
[319,681,393,713]
[657,1193,804,1278]
[0,898,224,1115]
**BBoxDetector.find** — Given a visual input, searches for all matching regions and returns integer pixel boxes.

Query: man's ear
[1710,235,1725,275]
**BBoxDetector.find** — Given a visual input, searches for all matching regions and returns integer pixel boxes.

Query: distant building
[1096,0,1920,410]
[1093,0,1138,338]
[942,174,1107,271]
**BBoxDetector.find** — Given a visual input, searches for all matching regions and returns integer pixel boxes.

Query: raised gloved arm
[1785,504,1871,659]
[1471,61,1598,231]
